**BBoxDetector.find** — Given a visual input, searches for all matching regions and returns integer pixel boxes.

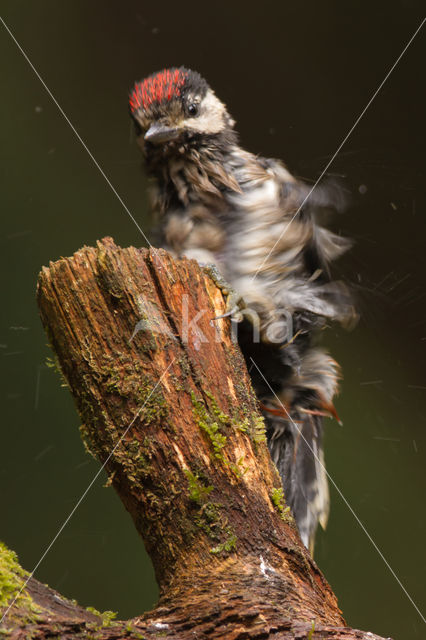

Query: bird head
[129,67,235,154]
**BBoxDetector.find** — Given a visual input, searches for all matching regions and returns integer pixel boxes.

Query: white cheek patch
[184,90,227,135]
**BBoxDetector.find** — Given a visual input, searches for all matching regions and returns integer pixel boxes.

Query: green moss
[124,621,146,638]
[196,504,237,556]
[227,457,248,479]
[0,542,25,611]
[210,533,237,555]
[183,467,237,556]
[184,469,213,504]
[86,607,117,628]
[191,391,227,460]
[0,542,41,623]
[170,373,185,393]
[79,423,98,459]
[234,411,266,445]
[205,391,231,425]
[177,356,192,379]
[103,369,168,427]
[138,386,168,425]
[235,417,249,434]
[46,354,68,388]
[77,361,170,480]
[202,420,227,457]
[251,415,267,444]
[190,392,264,479]
[270,487,291,521]
[100,610,117,627]
[115,435,158,491]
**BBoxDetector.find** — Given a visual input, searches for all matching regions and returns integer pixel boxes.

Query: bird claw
[213,303,245,323]
[202,263,245,322]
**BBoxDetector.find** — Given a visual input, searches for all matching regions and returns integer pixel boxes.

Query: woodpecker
[130,67,356,553]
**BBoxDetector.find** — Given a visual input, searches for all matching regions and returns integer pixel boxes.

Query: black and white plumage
[130,67,356,553]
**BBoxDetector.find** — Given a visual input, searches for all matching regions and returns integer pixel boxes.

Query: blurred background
[0,1,425,638]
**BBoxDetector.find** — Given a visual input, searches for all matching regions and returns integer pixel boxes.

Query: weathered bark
[1,237,390,639]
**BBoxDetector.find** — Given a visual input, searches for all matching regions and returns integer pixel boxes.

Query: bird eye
[187,103,199,116]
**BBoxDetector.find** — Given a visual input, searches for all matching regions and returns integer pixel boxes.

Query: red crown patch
[129,68,188,112]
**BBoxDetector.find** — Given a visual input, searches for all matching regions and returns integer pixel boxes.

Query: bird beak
[144,123,181,144]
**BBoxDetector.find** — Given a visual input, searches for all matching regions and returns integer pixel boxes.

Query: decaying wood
[1,237,391,639]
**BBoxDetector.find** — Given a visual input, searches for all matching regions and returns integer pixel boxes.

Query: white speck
[390,202,397,210]
[358,184,367,194]
[35,105,43,113]
[154,622,169,629]
[413,440,418,453]
[152,27,160,35]
[259,555,276,578]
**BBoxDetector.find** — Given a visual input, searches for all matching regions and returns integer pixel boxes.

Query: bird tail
[265,408,330,555]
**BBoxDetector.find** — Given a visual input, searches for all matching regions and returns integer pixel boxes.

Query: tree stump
[0,237,391,639]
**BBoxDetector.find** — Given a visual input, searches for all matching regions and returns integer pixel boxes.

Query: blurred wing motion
[130,66,356,552]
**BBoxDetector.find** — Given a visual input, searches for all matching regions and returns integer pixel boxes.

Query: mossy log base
[1,237,390,639]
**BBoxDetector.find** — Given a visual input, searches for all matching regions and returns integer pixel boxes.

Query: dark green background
[1,2,425,639]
